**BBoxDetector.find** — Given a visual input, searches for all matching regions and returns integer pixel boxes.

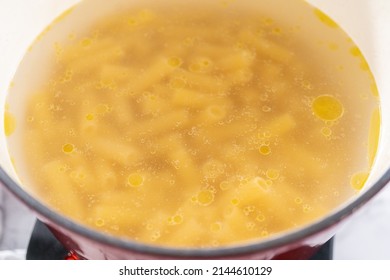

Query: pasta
[6,0,380,248]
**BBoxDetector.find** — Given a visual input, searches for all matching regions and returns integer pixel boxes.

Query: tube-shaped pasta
[40,160,71,189]
[79,115,98,137]
[26,94,55,130]
[91,137,141,166]
[254,36,294,63]
[129,109,190,137]
[235,177,272,205]
[171,88,214,108]
[223,206,256,238]
[94,161,119,191]
[139,92,171,115]
[67,45,125,75]
[219,49,255,73]
[91,201,144,234]
[40,160,85,219]
[261,61,284,86]
[110,97,134,126]
[279,143,326,179]
[231,178,327,231]
[68,163,96,193]
[99,64,133,85]
[137,211,172,243]
[179,70,228,94]
[161,218,207,247]
[201,158,226,180]
[263,113,296,136]
[126,56,176,94]
[198,120,256,148]
[169,146,200,188]
[189,43,232,62]
[196,104,228,125]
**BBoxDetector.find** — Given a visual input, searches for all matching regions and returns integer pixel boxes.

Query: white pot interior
[0,0,389,232]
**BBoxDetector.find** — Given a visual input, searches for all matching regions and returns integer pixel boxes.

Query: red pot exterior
[3,171,388,260]
[40,214,340,260]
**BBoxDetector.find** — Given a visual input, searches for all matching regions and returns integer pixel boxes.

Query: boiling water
[4,0,380,247]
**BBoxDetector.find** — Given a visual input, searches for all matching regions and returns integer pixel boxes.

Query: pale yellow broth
[5,0,380,247]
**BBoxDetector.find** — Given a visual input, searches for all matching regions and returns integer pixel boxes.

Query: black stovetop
[26,220,333,260]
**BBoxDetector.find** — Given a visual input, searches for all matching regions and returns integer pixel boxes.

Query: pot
[0,0,389,259]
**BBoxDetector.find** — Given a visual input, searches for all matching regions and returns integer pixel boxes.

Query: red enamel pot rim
[1,165,389,258]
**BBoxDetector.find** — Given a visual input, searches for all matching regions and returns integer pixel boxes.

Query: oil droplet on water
[360,58,369,72]
[219,181,230,190]
[127,173,144,187]
[86,113,95,121]
[313,8,338,28]
[349,46,362,57]
[53,7,74,25]
[263,17,274,26]
[266,169,280,180]
[260,230,269,237]
[68,33,76,40]
[62,143,74,153]
[294,197,303,204]
[95,218,105,227]
[10,157,17,172]
[210,222,222,232]
[350,171,369,190]
[145,223,153,230]
[246,222,255,230]
[349,46,370,71]
[302,204,312,213]
[127,17,138,26]
[272,27,282,35]
[253,177,269,191]
[201,58,212,68]
[368,108,380,166]
[173,215,183,224]
[370,83,379,97]
[197,189,215,206]
[243,206,255,216]
[4,111,16,136]
[259,145,271,155]
[168,214,183,225]
[167,57,182,67]
[81,37,93,47]
[207,105,226,120]
[256,213,265,222]
[337,65,344,71]
[169,77,186,89]
[262,105,272,112]
[151,231,161,241]
[312,95,344,121]
[231,198,239,206]
[321,127,332,137]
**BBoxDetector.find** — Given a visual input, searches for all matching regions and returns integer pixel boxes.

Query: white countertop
[1,184,390,260]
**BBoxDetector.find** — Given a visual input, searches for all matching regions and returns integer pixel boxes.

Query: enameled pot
[0,0,389,259]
